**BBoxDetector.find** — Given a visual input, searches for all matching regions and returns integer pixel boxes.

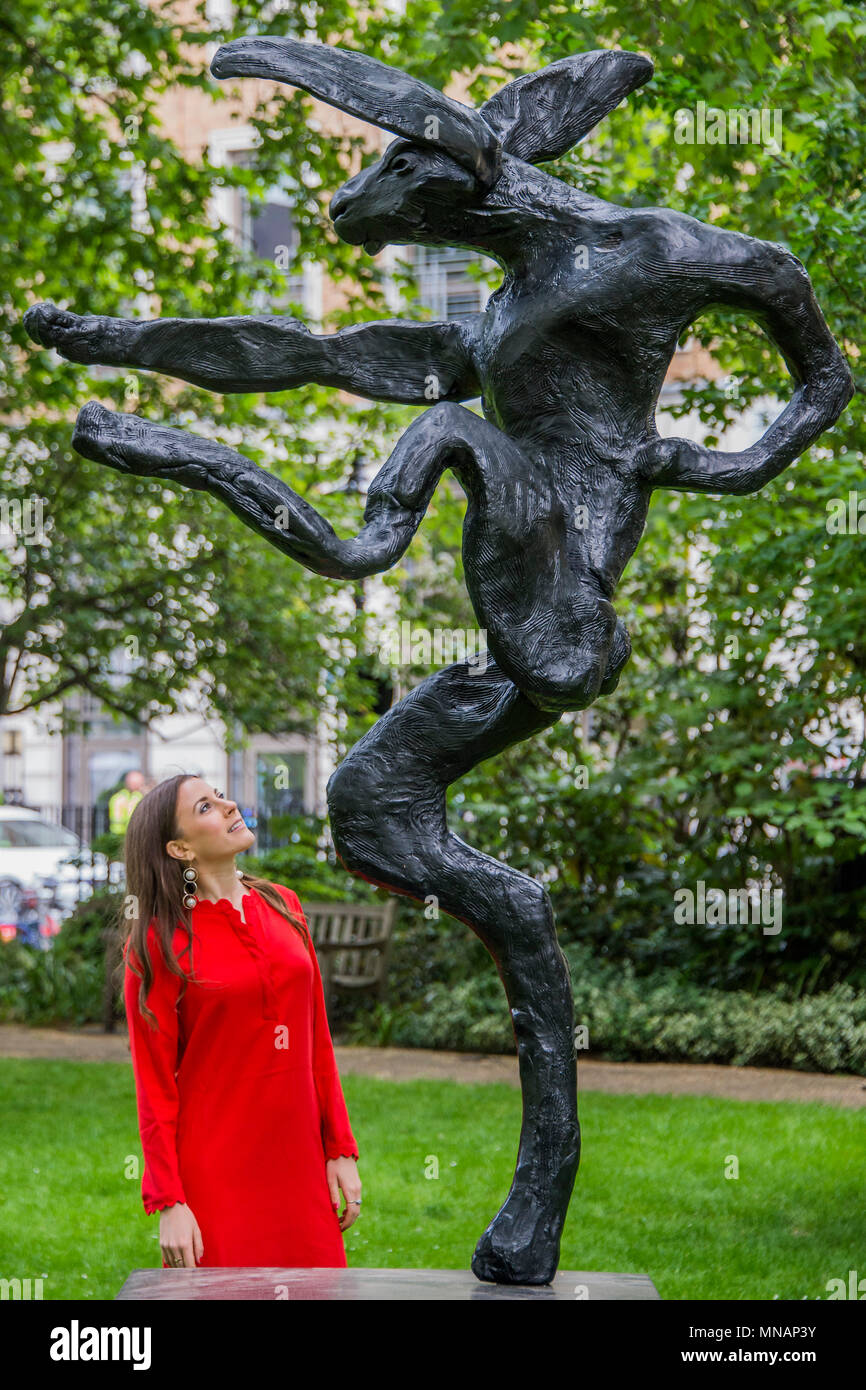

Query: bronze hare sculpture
[25,36,853,1284]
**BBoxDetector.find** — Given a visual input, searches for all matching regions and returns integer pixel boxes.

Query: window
[256,752,306,817]
[209,131,322,321]
[66,691,142,740]
[62,664,148,806]
[87,751,143,805]
[412,245,496,320]
[230,149,308,311]
[2,730,22,757]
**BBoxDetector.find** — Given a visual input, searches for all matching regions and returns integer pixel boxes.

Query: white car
[0,806,112,925]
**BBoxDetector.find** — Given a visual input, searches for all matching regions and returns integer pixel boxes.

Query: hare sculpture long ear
[211,37,502,190]
[479,49,653,165]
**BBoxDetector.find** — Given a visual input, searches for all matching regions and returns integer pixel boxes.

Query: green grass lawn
[0,1059,862,1300]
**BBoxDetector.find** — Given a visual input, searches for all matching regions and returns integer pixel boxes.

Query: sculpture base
[115,1267,660,1300]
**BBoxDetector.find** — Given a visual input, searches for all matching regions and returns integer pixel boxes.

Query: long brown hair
[117,772,311,1030]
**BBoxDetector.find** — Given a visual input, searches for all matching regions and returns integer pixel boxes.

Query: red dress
[123,883,358,1267]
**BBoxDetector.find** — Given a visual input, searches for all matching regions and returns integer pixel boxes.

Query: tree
[4,0,864,991]
[0,0,424,742]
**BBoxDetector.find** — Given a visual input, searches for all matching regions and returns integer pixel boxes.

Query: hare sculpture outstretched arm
[25,36,854,1285]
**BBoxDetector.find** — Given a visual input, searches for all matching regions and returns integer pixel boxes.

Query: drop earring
[182,862,198,909]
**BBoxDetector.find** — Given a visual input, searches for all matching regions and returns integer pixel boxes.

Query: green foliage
[0,0,423,750]
[0,940,103,1026]
[56,887,125,966]
[91,831,124,861]
[3,1059,864,1299]
[0,886,123,1024]
[346,940,866,1074]
[3,0,864,1000]
[5,873,865,1073]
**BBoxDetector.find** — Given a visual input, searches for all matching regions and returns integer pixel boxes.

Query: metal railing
[7,803,306,911]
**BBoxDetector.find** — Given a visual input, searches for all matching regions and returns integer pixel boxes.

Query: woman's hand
[159,1202,204,1267]
[326,1156,361,1232]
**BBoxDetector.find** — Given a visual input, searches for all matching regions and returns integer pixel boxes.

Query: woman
[120,773,361,1269]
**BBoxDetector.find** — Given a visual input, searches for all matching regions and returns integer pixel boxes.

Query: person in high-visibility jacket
[109,770,145,835]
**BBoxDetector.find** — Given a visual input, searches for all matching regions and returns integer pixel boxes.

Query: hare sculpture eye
[390,155,414,175]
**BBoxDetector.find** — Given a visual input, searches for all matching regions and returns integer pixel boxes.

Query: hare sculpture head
[210,38,653,258]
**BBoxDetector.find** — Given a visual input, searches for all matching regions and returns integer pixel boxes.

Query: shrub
[343,940,866,1074]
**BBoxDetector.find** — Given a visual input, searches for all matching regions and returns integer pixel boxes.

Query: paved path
[1,1024,863,1108]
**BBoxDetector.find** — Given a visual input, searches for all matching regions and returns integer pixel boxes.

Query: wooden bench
[300,898,397,1019]
[103,895,398,1031]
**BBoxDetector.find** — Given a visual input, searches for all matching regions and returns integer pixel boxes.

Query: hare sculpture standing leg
[25,36,853,1284]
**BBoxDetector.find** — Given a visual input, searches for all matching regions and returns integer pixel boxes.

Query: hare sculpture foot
[471,1189,569,1286]
[471,1139,580,1286]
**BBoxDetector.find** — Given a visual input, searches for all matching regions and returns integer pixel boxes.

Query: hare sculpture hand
[24,35,854,1285]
